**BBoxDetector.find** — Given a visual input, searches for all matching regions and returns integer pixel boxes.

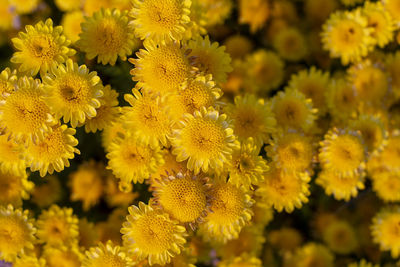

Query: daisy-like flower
[61,11,85,44]
[10,19,76,76]
[36,204,79,247]
[170,106,238,174]
[106,134,165,184]
[273,27,308,62]
[101,118,127,153]
[82,240,134,267]
[227,138,269,189]
[256,167,310,213]
[0,170,34,207]
[0,67,17,100]
[121,202,187,265]
[43,245,83,267]
[371,206,400,258]
[187,35,233,84]
[372,171,400,202]
[0,76,57,145]
[0,205,36,262]
[225,94,276,147]
[84,85,120,133]
[286,243,334,267]
[198,0,232,27]
[31,175,62,208]
[322,220,358,255]
[152,171,211,229]
[268,227,303,253]
[77,8,139,65]
[239,0,270,33]
[0,135,27,177]
[287,67,330,115]
[123,90,172,148]
[319,128,367,178]
[129,0,191,44]
[321,10,374,65]
[326,77,358,122]
[271,88,317,132]
[42,59,104,128]
[129,41,191,95]
[24,124,80,177]
[199,179,254,242]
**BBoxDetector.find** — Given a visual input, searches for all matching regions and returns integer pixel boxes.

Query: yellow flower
[371,206,400,258]
[326,77,358,122]
[0,67,17,100]
[187,35,233,84]
[55,0,83,12]
[0,135,27,177]
[0,170,33,207]
[148,148,187,183]
[42,245,83,267]
[82,240,134,267]
[183,0,207,40]
[225,94,276,147]
[83,0,131,15]
[11,19,76,76]
[152,171,211,229]
[170,106,238,174]
[24,124,80,177]
[106,134,165,184]
[239,0,270,33]
[78,218,99,249]
[197,0,232,27]
[121,202,187,265]
[256,167,310,213]
[104,173,139,207]
[31,175,62,208]
[9,0,40,14]
[286,243,334,267]
[36,204,79,247]
[0,76,57,145]
[370,132,400,172]
[199,179,254,242]
[0,205,36,262]
[268,227,303,253]
[372,171,400,202]
[13,255,46,267]
[363,1,395,47]
[129,41,191,95]
[322,220,358,254]
[273,27,308,62]
[224,35,254,60]
[130,0,191,44]
[42,59,104,128]
[101,118,127,153]
[218,254,262,267]
[0,0,14,31]
[61,11,85,43]
[383,0,400,27]
[77,8,139,65]
[321,10,374,65]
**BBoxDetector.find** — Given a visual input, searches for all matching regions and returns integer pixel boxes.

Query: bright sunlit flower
[82,240,134,267]
[372,171,400,202]
[363,1,395,47]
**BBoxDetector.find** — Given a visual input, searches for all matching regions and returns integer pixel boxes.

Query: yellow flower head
[199,179,254,242]
[0,76,57,145]
[104,173,139,207]
[13,255,46,267]
[268,227,303,253]
[43,245,83,267]
[11,19,76,76]
[77,8,139,65]
[273,27,308,62]
[101,118,127,153]
[256,167,310,213]
[152,171,211,229]
[326,77,358,122]
[82,240,134,267]
[363,1,395,47]
[130,0,191,44]
[371,206,400,258]
[198,0,232,27]
[61,11,85,44]
[42,59,104,128]
[383,0,400,27]
[0,134,27,177]
[36,204,79,247]
[106,134,165,184]
[130,41,191,95]
[225,94,276,147]
[187,35,233,84]
[372,171,400,202]
[321,10,374,65]
[171,106,238,174]
[0,170,33,207]
[31,175,62,208]
[24,124,80,177]
[0,205,36,262]
[148,148,187,184]
[322,220,358,255]
[121,202,187,265]
[286,243,334,267]
[0,67,17,100]
[183,0,207,40]
[239,0,270,33]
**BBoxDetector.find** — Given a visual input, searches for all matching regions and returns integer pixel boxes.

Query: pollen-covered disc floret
[10,18,76,76]
[42,59,104,128]
[82,240,134,267]
[77,8,138,65]
[171,106,238,174]
[121,202,187,266]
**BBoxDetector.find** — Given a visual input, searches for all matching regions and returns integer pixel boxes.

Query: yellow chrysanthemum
[224,35,253,60]
[273,27,308,62]
[372,171,400,202]
[36,204,79,247]
[321,10,374,65]
[121,202,187,265]
[42,245,83,267]
[77,8,139,65]
[0,170,33,207]
[61,11,85,44]
[371,206,400,258]
[383,0,400,26]
[363,1,395,47]
[225,94,276,147]
[197,0,232,27]
[385,51,400,98]
[152,171,211,228]
[199,179,254,242]
[0,205,36,262]
[130,0,191,44]
[239,0,270,33]
[129,41,191,95]
[187,35,232,84]
[9,0,40,14]
[148,149,187,183]
[11,19,76,76]
[227,138,269,188]
[348,259,379,267]
[55,0,82,12]
[13,255,46,267]
[268,227,303,253]
[0,0,14,31]
[123,90,172,148]
[319,128,366,178]
[326,77,358,122]
[316,170,365,201]
[370,132,400,172]
[31,175,62,208]
[101,118,127,153]
[0,76,57,145]
[218,254,262,267]
[0,67,17,100]
[288,67,330,115]
[183,0,207,40]
[42,59,104,128]
[82,240,134,267]
[104,173,139,207]
[0,135,26,177]
[84,85,120,133]
[170,106,238,174]
[322,220,358,254]
[24,124,80,177]
[106,134,165,184]
[256,167,310,213]
[285,243,334,267]
[271,88,317,132]
[78,218,99,249]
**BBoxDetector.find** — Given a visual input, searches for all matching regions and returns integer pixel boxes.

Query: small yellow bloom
[82,240,134,267]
